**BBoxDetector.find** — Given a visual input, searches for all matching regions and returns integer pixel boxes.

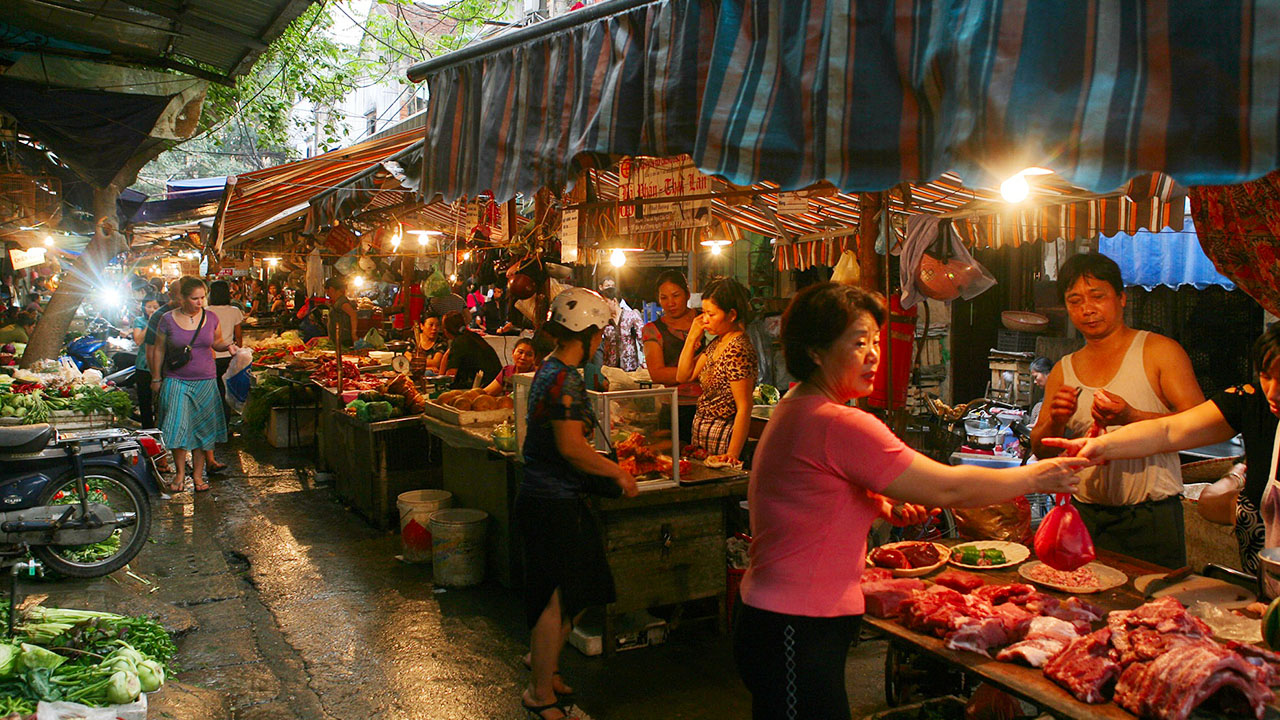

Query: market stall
[863,538,1272,719]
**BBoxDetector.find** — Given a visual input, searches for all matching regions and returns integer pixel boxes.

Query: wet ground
[37,434,901,720]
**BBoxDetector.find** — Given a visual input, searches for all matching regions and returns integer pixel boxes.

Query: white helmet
[548,287,612,332]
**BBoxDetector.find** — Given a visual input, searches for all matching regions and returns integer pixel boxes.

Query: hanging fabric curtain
[1190,171,1280,315]
[417,0,1280,205]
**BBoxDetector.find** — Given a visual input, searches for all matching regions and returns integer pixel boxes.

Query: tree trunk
[20,142,168,367]
[857,192,884,294]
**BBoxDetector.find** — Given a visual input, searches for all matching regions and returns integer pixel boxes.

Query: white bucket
[397,490,453,563]
[429,508,489,587]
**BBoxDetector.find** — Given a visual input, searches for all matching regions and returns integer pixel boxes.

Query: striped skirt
[159,378,227,450]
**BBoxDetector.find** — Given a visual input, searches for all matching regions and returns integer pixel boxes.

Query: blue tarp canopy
[1100,219,1234,291]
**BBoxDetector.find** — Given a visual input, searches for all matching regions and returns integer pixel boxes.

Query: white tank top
[1061,331,1182,505]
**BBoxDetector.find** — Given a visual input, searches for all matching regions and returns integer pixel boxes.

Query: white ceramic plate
[1018,561,1127,594]
[867,541,950,578]
[947,541,1031,570]
[1133,573,1256,609]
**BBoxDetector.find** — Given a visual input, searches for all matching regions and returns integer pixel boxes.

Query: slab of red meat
[900,587,969,637]
[1108,596,1213,638]
[861,568,894,584]
[945,617,1009,657]
[1112,627,1198,667]
[1043,628,1122,704]
[899,542,942,568]
[973,583,1037,606]
[991,602,1035,638]
[1063,596,1103,619]
[1042,603,1099,635]
[1227,642,1280,686]
[1113,640,1273,720]
[862,578,925,618]
[997,616,1079,667]
[934,569,985,593]
[869,546,910,569]
[1011,591,1060,615]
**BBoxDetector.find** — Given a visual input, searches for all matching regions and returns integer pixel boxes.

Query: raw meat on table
[997,616,1080,668]
[934,569,985,593]
[1043,628,1123,704]
[862,578,925,619]
[972,583,1038,606]
[944,617,1009,657]
[1113,639,1274,720]
[869,546,911,569]
[860,567,894,584]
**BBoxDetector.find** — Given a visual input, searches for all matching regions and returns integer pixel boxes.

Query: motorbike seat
[0,424,53,454]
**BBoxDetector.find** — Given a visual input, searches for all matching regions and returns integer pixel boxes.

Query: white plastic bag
[223,347,254,413]
[38,693,147,720]
[831,251,861,285]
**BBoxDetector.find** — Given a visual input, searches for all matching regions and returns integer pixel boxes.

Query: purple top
[158,310,220,381]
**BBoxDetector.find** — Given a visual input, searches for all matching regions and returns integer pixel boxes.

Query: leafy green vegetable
[20,643,66,671]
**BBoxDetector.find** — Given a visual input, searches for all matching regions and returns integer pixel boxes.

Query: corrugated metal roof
[2,0,318,84]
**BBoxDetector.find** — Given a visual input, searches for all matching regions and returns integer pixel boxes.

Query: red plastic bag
[1034,493,1096,571]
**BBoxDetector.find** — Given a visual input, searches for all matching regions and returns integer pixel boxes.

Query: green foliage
[133,0,511,195]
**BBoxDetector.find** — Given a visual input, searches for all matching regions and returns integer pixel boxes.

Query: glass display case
[588,387,681,485]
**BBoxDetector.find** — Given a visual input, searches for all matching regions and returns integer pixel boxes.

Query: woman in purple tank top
[153,277,238,493]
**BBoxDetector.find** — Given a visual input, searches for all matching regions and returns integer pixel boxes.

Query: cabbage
[19,643,66,671]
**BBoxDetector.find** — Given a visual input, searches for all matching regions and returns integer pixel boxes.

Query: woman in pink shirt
[735,283,1090,719]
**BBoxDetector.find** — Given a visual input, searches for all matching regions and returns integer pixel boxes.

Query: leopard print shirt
[694,333,758,423]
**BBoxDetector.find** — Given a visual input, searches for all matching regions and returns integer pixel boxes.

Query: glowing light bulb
[352,275,365,288]
[610,249,626,267]
[462,251,471,261]
[42,235,53,247]
[1000,173,1030,203]
[449,273,458,283]
[390,234,401,251]
[266,257,279,268]
[710,244,722,255]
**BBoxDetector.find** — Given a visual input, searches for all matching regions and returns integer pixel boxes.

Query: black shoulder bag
[164,310,207,373]
[575,411,623,498]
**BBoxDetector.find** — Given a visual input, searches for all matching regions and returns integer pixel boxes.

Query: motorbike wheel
[31,466,152,578]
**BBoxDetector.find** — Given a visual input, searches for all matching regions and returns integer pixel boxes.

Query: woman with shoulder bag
[153,277,237,494]
[515,288,638,720]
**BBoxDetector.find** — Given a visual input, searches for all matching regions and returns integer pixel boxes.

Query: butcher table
[864,542,1279,720]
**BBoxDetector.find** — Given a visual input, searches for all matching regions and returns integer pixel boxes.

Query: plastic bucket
[430,508,489,587]
[397,490,453,563]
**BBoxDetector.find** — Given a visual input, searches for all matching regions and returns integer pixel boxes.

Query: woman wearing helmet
[516,287,638,720]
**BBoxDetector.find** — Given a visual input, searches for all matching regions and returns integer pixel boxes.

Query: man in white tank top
[1031,254,1204,568]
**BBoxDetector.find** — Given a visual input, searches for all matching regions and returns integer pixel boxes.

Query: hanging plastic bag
[1033,494,1096,571]
[223,348,253,414]
[953,497,1032,544]
[831,251,861,285]
[362,327,386,350]
[423,269,450,298]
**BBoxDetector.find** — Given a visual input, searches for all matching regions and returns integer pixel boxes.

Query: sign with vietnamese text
[776,191,811,215]
[560,208,579,263]
[617,156,712,234]
[8,247,45,270]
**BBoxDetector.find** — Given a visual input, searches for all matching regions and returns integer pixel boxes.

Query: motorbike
[66,318,137,387]
[0,423,165,577]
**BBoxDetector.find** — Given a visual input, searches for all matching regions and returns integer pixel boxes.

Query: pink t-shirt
[739,394,916,617]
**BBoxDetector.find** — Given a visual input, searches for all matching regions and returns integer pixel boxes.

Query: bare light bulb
[709,244,722,255]
[610,249,626,267]
[352,275,365,288]
[42,235,54,247]
[1000,173,1030,203]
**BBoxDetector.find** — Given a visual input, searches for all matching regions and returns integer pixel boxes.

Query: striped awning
[213,128,422,250]
[416,0,1280,208]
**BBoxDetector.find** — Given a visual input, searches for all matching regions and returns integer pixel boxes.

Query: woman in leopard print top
[677,277,758,463]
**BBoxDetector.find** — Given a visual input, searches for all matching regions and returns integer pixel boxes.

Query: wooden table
[865,544,1276,720]
[316,388,433,528]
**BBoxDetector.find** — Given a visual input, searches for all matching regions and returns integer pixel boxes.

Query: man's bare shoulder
[1142,332,1193,362]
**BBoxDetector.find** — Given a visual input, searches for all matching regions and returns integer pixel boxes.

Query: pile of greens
[242,375,316,435]
[0,384,133,425]
[0,603,176,713]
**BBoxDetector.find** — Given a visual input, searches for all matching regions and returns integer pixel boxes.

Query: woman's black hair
[513,337,536,353]
[654,270,690,297]
[781,282,887,382]
[208,280,231,306]
[1255,323,1280,376]
[442,310,468,336]
[1031,356,1052,375]
[1057,253,1125,303]
[701,276,752,326]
